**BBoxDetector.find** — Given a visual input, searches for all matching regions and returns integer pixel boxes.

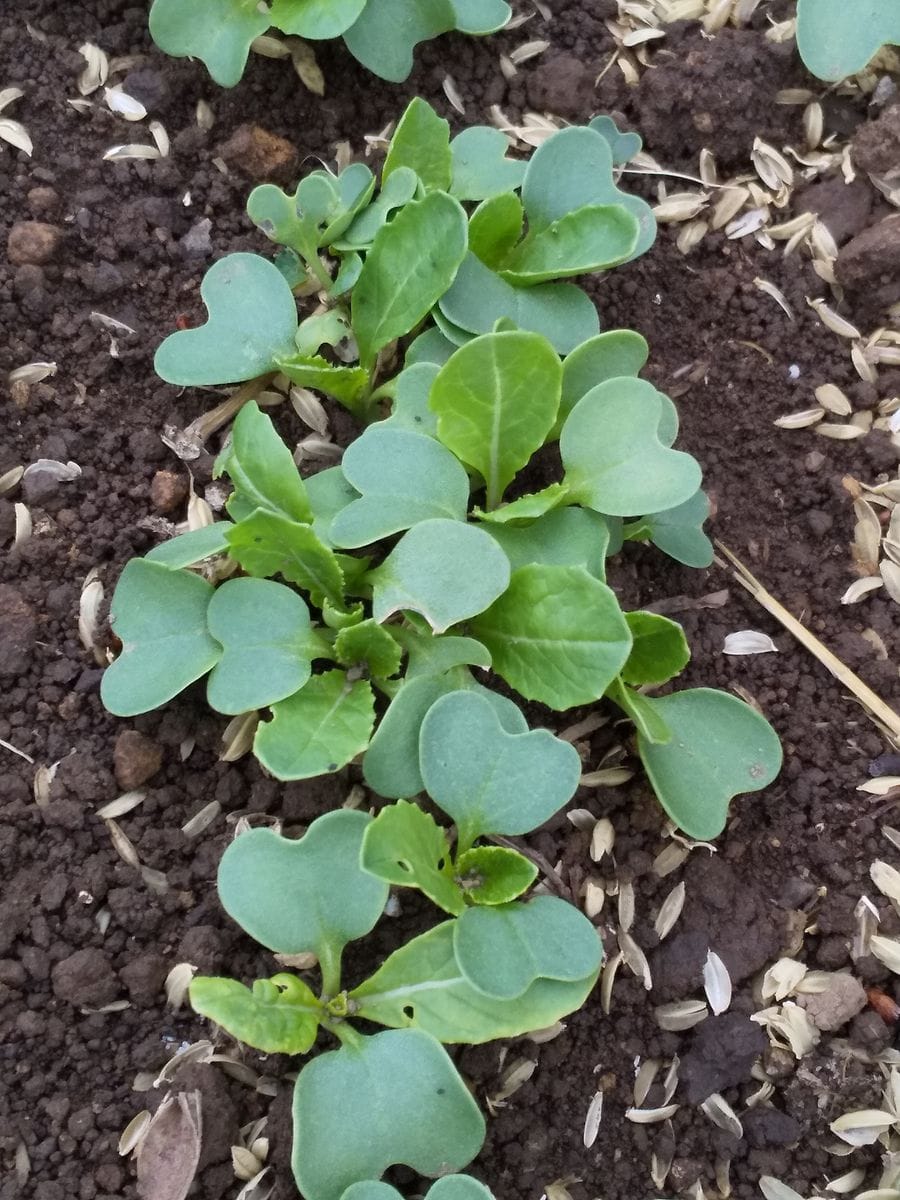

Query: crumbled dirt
[3,4,900,1200]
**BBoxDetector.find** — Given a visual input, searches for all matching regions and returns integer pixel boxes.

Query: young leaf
[637,689,783,839]
[206,577,313,714]
[450,127,526,202]
[641,490,714,568]
[351,921,597,1043]
[154,255,298,385]
[275,355,371,417]
[405,327,459,368]
[101,561,221,717]
[148,0,270,87]
[190,974,321,1055]
[607,678,671,746]
[145,523,232,569]
[341,0,457,82]
[329,427,470,549]
[560,379,701,517]
[393,621,491,680]
[430,331,562,510]
[419,690,581,847]
[474,482,570,525]
[216,401,313,524]
[334,619,402,679]
[383,97,452,193]
[589,115,643,166]
[621,611,690,687]
[216,812,389,964]
[557,330,649,430]
[500,205,640,286]
[468,193,524,269]
[352,193,467,370]
[268,0,366,38]
[305,467,360,546]
[254,669,375,780]
[482,507,611,580]
[455,846,537,905]
[439,252,600,355]
[368,519,511,633]
[360,800,465,916]
[381,363,441,438]
[226,509,345,608]
[333,168,419,252]
[292,1029,484,1200]
[796,0,900,81]
[453,897,602,999]
[469,564,632,710]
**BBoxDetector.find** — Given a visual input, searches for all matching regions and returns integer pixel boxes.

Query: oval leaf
[456,846,537,905]
[190,974,321,1054]
[622,611,690,687]
[215,401,313,524]
[360,800,465,915]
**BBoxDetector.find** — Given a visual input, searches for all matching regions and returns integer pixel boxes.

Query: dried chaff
[723,630,778,655]
[78,42,109,94]
[583,1091,603,1148]
[773,407,825,430]
[633,1058,660,1106]
[703,949,732,1014]
[842,577,884,604]
[652,841,689,877]
[96,791,147,820]
[751,1002,820,1057]
[625,1104,679,1124]
[816,383,852,415]
[700,1092,743,1138]
[761,957,808,1002]
[654,880,685,940]
[830,1108,898,1147]
[590,817,615,861]
[165,962,197,1010]
[754,277,794,319]
[871,934,900,975]
[182,800,221,839]
[807,297,862,340]
[654,1000,708,1031]
[872,861,900,908]
[118,1109,152,1156]
[617,879,635,932]
[135,1090,202,1200]
[618,930,651,989]
[600,950,622,1014]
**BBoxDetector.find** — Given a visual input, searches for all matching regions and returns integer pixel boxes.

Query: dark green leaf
[383,97,451,192]
[216,401,313,524]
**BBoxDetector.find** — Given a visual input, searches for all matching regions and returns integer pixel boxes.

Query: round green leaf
[557,330,649,432]
[268,0,366,38]
[254,670,375,780]
[482,507,611,580]
[456,846,537,905]
[637,688,783,839]
[292,1030,484,1200]
[190,974,321,1055]
[453,897,602,999]
[154,255,299,385]
[430,331,562,509]
[469,564,632,710]
[561,378,701,517]
[644,489,714,568]
[330,427,470,549]
[206,577,313,714]
[148,0,269,86]
[796,0,900,80]
[419,690,581,845]
[621,611,690,687]
[360,800,465,915]
[101,560,221,717]
[369,520,511,633]
[217,812,389,960]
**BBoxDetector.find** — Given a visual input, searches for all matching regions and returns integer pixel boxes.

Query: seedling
[148,0,512,85]
[191,707,601,1198]
[796,0,900,80]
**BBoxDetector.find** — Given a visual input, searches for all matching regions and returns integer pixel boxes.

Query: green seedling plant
[190,703,602,1199]
[796,0,900,80]
[148,0,511,85]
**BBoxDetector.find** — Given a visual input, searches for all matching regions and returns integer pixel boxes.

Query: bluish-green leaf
[206,577,313,714]
[305,467,360,547]
[226,509,345,607]
[643,490,714,568]
[369,520,511,633]
[102,561,220,717]
[254,670,375,780]
[450,128,526,202]
[589,115,642,165]
[381,363,440,437]
[360,800,465,915]
[405,327,458,368]
[557,330,649,431]
[341,1177,493,1200]
[155,255,298,385]
[449,0,510,33]
[148,0,268,86]
[342,0,457,82]
[796,0,900,81]
[384,98,452,193]
[394,620,491,680]
[190,974,321,1054]
[145,524,232,569]
[333,168,419,252]
[482,507,611,581]
[268,0,366,38]
[216,401,313,524]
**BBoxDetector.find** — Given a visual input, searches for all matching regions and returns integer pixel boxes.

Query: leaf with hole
[206,577,314,714]
[455,846,537,905]
[215,401,313,524]
[101,561,221,717]
[154,255,298,385]
[189,974,321,1054]
[360,800,465,915]
[254,669,375,780]
[419,690,581,849]
[292,1029,484,1200]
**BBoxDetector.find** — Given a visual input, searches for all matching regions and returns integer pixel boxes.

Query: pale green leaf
[190,974,320,1054]
[226,509,345,607]
[215,401,313,524]
[455,846,536,905]
[383,97,451,192]
[334,619,402,679]
[145,524,231,569]
[360,800,465,915]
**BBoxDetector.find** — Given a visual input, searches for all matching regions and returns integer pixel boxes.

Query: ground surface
[3,2,900,1199]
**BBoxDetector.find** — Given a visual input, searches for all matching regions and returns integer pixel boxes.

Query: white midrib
[358,977,464,1004]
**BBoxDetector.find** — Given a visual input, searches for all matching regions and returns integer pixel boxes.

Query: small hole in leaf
[403,1005,414,1020]
[437,858,446,871]
[436,1087,445,1096]
[396,860,413,873]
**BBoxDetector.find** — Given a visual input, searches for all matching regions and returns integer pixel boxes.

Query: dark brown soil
[3,4,900,1200]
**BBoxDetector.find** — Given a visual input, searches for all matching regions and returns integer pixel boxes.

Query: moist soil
[3,3,900,1199]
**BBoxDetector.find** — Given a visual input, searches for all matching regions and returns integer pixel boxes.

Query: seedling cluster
[148,0,511,84]
[101,99,783,1199]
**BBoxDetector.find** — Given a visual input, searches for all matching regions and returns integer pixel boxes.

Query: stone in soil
[797,971,867,1031]
[794,175,873,245]
[852,102,900,177]
[836,214,900,304]
[150,469,188,513]
[7,220,63,265]
[218,124,298,181]
[0,584,37,679]
[525,52,597,117]
[51,947,119,1007]
[113,730,163,789]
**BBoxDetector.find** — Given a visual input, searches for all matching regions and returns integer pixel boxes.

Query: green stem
[329,1021,364,1051]
[318,944,343,1000]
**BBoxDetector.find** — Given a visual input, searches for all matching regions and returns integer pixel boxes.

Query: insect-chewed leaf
[453,897,602,999]
[419,690,582,845]
[329,427,469,548]
[268,0,365,38]
[360,800,465,915]
[292,1029,484,1200]
[148,0,269,85]
[439,252,599,356]
[352,192,467,368]
[555,330,649,433]
[146,524,232,569]
[276,356,371,417]
[796,0,900,81]
[334,619,401,679]
[341,0,457,82]
[470,564,632,709]
[640,489,713,569]
[102,561,221,717]
[383,97,451,192]
[254,669,375,780]
[189,974,321,1055]
[621,611,690,687]
[216,811,388,958]
[500,205,640,286]
[205,577,313,715]
[369,519,511,633]
[455,846,537,905]
[450,126,525,202]
[226,509,344,608]
[154,256,298,385]
[482,508,611,581]
[430,331,561,509]
[351,921,598,1043]
[637,688,782,839]
[215,402,313,525]
[561,378,701,517]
